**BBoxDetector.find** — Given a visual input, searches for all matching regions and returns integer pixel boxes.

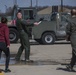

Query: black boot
[4,69,11,73]
[66,65,76,72]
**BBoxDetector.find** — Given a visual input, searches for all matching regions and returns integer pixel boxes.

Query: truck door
[60,14,68,31]
[56,13,68,37]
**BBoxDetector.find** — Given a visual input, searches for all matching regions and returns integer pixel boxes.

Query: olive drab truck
[8,6,71,44]
[32,12,70,44]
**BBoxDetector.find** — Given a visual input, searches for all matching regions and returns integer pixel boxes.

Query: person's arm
[4,26,10,47]
[66,23,71,35]
[66,23,71,41]
[21,20,39,26]
[21,20,34,26]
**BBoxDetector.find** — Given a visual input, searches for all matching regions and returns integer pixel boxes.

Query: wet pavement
[0,56,59,65]
[0,54,71,66]
[0,54,16,65]
[0,42,73,66]
[0,43,76,75]
[0,41,75,66]
[0,57,67,66]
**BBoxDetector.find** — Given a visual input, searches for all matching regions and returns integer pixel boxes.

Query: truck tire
[9,28,19,43]
[41,32,56,44]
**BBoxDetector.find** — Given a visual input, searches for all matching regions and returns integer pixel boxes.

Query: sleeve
[4,26,10,46]
[66,22,71,35]
[21,20,34,26]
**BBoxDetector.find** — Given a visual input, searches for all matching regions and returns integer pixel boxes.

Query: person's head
[16,11,22,19]
[1,17,8,24]
[71,9,76,16]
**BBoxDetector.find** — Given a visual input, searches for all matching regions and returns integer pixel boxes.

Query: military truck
[7,6,70,44]
[32,12,70,44]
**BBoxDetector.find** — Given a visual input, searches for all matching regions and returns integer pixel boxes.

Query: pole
[61,0,63,12]
[36,0,38,9]
[30,0,32,7]
[14,0,17,6]
[5,5,7,13]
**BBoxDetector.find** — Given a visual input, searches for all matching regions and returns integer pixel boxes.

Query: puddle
[0,54,16,65]
[0,54,60,65]
[22,60,60,65]
[0,54,70,66]
[0,58,60,65]
[0,58,16,65]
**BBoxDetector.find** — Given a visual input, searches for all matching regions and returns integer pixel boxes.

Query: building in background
[37,6,71,15]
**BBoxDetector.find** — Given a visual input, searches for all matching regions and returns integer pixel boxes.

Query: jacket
[66,16,76,55]
[0,23,10,46]
[16,19,34,34]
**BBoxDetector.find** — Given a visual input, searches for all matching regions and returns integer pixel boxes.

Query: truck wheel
[41,32,56,44]
[9,28,19,43]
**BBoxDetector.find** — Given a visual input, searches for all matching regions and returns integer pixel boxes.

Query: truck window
[61,15,66,21]
[61,13,71,22]
[29,10,34,19]
[23,10,34,20]
[51,13,57,21]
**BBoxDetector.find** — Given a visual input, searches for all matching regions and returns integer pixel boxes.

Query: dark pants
[0,42,10,70]
[15,30,30,61]
[70,50,76,68]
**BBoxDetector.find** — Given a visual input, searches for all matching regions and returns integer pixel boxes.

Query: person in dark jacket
[66,9,76,72]
[15,11,39,63]
[0,17,11,72]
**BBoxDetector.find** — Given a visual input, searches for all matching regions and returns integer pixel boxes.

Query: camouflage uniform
[15,19,33,61]
[66,16,76,69]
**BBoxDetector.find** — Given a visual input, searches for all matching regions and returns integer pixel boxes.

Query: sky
[0,0,76,12]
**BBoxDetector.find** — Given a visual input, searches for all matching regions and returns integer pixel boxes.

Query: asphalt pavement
[0,40,76,75]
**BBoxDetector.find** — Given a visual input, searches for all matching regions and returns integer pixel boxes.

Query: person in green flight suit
[66,9,76,72]
[15,11,39,62]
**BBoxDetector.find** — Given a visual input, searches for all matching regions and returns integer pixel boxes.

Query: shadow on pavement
[56,67,76,72]
[11,40,70,45]
[0,69,4,72]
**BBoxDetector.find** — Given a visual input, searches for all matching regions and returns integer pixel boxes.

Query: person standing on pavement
[15,11,39,62]
[66,9,76,72]
[0,17,11,72]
